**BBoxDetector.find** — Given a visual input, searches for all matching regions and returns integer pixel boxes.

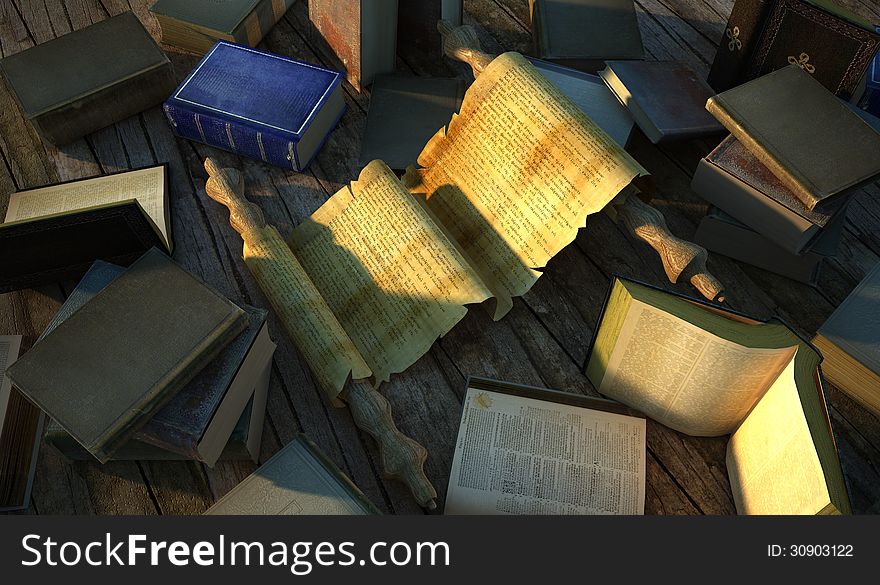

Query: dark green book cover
[6,248,245,463]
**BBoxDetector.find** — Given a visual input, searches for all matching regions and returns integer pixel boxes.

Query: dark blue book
[857,26,880,116]
[164,41,345,171]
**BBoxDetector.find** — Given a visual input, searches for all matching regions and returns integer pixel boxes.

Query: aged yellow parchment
[404,52,648,319]
[243,225,371,398]
[289,161,492,385]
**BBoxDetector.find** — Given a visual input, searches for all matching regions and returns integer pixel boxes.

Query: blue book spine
[163,102,301,171]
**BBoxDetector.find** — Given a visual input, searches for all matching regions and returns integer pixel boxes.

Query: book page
[727,356,831,514]
[243,225,371,400]
[446,387,646,515]
[4,166,168,246]
[289,161,493,386]
[404,52,647,319]
[599,300,797,436]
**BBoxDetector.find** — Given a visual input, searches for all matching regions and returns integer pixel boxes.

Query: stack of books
[5,249,276,466]
[693,65,880,283]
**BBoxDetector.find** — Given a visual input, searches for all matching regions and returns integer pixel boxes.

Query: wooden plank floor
[2,0,879,515]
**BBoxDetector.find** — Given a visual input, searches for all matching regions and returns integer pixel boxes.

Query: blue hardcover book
[857,26,880,116]
[164,42,345,171]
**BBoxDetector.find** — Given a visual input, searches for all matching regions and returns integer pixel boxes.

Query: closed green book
[150,0,296,54]
[6,248,246,463]
[0,12,176,145]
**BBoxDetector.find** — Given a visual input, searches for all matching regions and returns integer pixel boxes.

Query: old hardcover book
[397,0,463,58]
[308,0,397,92]
[855,26,880,116]
[216,52,651,400]
[691,136,847,254]
[164,42,345,172]
[694,206,844,283]
[359,75,466,170]
[529,0,644,71]
[204,434,379,514]
[0,336,43,513]
[0,165,172,294]
[446,377,646,515]
[36,260,275,465]
[528,57,634,147]
[707,0,880,99]
[706,65,880,211]
[150,0,296,54]
[6,249,246,463]
[599,61,724,143]
[814,263,880,417]
[0,12,176,145]
[585,277,851,515]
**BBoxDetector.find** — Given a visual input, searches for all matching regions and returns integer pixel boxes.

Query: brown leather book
[600,61,724,143]
[707,65,880,210]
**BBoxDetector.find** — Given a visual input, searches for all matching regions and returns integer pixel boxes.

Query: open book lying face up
[585,278,850,515]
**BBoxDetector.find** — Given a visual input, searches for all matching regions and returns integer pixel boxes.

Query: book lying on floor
[445,377,646,515]
[694,206,844,283]
[359,75,466,170]
[692,136,847,254]
[600,61,724,143]
[529,0,644,71]
[6,249,246,463]
[397,0,463,58]
[528,58,634,148]
[164,42,345,172]
[204,434,380,514]
[706,65,880,211]
[34,260,274,465]
[814,263,880,417]
[221,52,651,400]
[707,0,880,99]
[0,165,171,294]
[0,335,43,513]
[309,0,398,91]
[0,12,176,145]
[585,277,851,515]
[150,0,296,54]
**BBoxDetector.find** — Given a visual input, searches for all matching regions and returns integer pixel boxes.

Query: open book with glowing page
[585,277,850,515]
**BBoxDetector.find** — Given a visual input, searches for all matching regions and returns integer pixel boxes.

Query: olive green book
[6,249,246,463]
[585,277,850,515]
[0,12,176,145]
[706,65,880,211]
[150,0,297,54]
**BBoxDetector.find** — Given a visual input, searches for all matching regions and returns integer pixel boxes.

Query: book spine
[706,98,821,210]
[706,0,774,92]
[163,102,300,171]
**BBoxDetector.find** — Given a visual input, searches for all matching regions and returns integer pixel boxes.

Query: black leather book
[707,0,880,99]
[0,164,172,294]
[6,249,246,463]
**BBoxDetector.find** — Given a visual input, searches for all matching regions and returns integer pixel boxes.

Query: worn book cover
[814,263,880,416]
[0,164,171,294]
[585,277,850,514]
[150,0,296,54]
[706,65,880,210]
[0,335,42,513]
[308,0,397,91]
[446,377,646,515]
[600,61,724,143]
[359,75,465,169]
[397,0,463,58]
[529,0,644,71]
[856,26,880,116]
[35,260,273,465]
[204,434,379,514]
[6,249,246,463]
[0,12,176,145]
[164,41,345,171]
[528,57,634,147]
[707,0,880,99]
[695,206,843,283]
